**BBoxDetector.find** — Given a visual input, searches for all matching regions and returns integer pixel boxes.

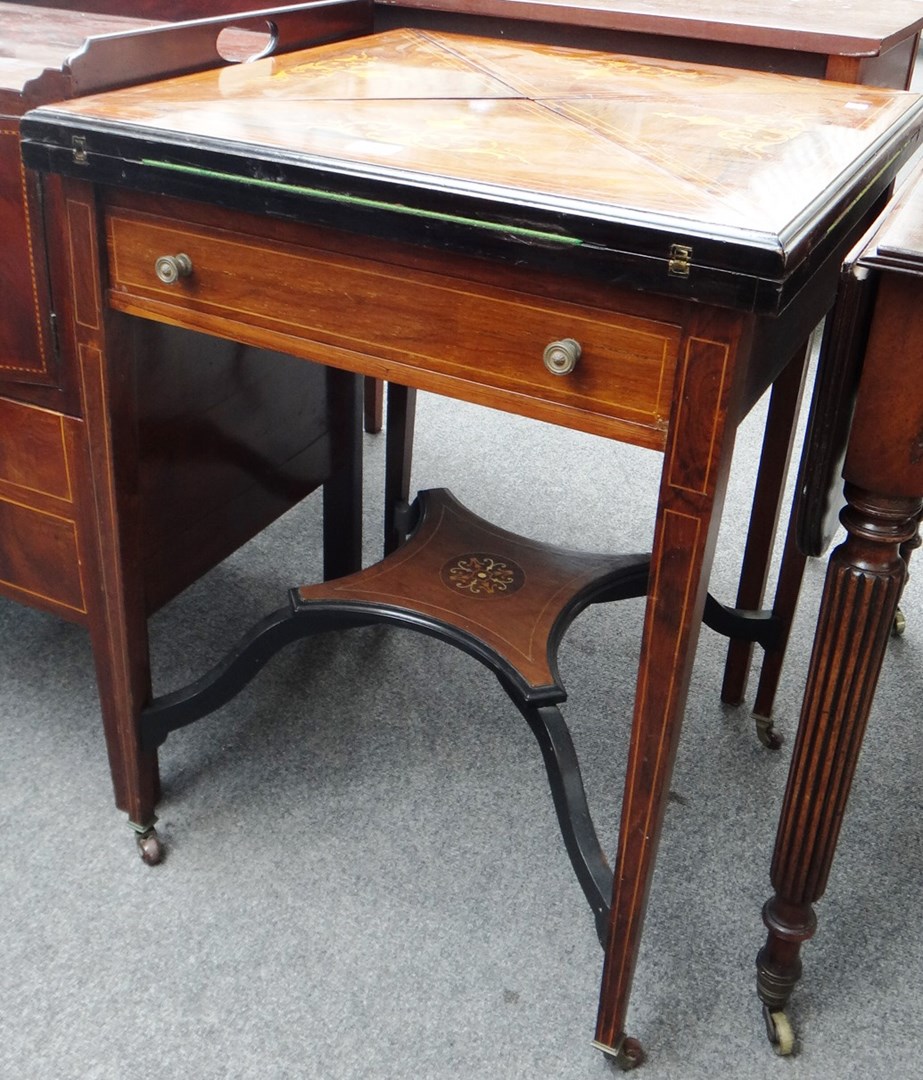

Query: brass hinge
[668,243,693,278]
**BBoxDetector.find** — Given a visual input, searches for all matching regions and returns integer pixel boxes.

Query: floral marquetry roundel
[441,552,526,598]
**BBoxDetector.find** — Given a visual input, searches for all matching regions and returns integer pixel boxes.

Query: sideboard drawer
[106,206,681,448]
[0,496,85,613]
[0,397,85,614]
[0,396,72,501]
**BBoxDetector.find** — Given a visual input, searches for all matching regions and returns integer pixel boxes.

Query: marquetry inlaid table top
[21,28,923,313]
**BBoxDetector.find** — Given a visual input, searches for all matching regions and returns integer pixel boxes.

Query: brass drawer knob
[154,253,193,285]
[543,338,581,376]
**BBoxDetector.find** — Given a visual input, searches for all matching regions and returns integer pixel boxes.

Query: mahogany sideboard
[755,156,923,1054]
[0,1,371,863]
[20,20,923,1064]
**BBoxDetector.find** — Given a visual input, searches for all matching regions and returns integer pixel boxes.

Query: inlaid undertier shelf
[141,489,775,941]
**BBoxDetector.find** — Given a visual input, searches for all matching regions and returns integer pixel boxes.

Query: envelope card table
[21,22,923,1063]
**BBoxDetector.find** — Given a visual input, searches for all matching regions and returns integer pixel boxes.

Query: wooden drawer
[0,496,85,613]
[0,396,72,501]
[106,205,681,449]
[0,397,85,614]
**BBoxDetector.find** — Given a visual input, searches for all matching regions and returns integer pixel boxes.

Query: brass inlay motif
[441,552,525,597]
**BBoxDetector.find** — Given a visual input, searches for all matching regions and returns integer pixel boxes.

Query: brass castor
[595,1035,645,1071]
[893,607,907,637]
[134,825,164,865]
[615,1037,645,1070]
[763,1004,795,1056]
[754,714,783,751]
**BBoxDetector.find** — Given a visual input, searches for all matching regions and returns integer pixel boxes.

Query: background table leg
[721,340,810,715]
[323,369,363,579]
[384,383,416,555]
[756,485,922,1038]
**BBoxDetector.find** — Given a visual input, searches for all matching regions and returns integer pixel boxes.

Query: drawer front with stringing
[105,205,681,449]
[0,396,86,615]
[0,396,72,500]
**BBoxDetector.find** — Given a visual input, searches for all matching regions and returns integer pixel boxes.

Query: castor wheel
[135,827,164,866]
[596,1035,645,1071]
[615,1037,645,1070]
[762,1004,795,1056]
[754,714,784,751]
[892,607,907,637]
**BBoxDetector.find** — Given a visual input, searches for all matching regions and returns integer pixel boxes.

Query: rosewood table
[20,19,923,1064]
[755,156,923,1054]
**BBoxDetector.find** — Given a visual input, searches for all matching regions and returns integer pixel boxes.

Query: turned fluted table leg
[756,484,923,1048]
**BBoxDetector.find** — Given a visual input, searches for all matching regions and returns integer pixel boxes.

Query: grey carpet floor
[2,383,922,1080]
